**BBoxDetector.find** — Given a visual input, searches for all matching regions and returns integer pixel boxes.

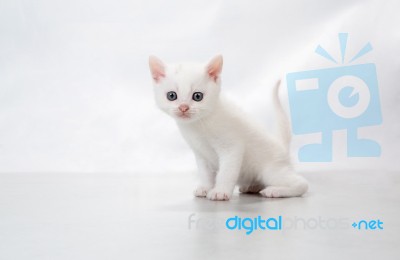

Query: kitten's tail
[273,80,291,151]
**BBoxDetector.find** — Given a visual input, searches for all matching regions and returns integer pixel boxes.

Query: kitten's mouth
[177,113,191,119]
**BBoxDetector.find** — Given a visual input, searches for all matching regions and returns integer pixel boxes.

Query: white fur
[149,55,308,201]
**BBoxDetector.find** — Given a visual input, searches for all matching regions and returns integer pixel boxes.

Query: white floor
[0,170,399,260]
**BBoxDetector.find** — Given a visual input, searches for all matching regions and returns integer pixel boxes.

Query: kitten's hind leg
[260,168,308,198]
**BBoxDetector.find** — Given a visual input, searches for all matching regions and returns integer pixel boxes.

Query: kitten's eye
[192,92,203,102]
[167,91,177,101]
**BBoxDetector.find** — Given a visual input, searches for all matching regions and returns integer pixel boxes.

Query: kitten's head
[149,55,223,123]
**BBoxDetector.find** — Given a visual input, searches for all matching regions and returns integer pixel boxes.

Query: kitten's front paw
[206,188,232,201]
[193,187,210,197]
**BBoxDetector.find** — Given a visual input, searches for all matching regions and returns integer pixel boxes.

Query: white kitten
[149,55,308,201]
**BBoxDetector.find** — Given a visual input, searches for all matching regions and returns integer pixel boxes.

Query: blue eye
[192,92,203,102]
[167,91,177,101]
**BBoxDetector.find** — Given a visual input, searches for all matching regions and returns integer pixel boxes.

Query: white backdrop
[1,0,399,173]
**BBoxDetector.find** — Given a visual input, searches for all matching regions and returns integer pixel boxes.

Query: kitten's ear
[149,55,166,83]
[206,55,223,81]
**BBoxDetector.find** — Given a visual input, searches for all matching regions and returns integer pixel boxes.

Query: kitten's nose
[178,104,190,113]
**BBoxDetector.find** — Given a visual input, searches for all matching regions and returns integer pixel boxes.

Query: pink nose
[178,104,190,113]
